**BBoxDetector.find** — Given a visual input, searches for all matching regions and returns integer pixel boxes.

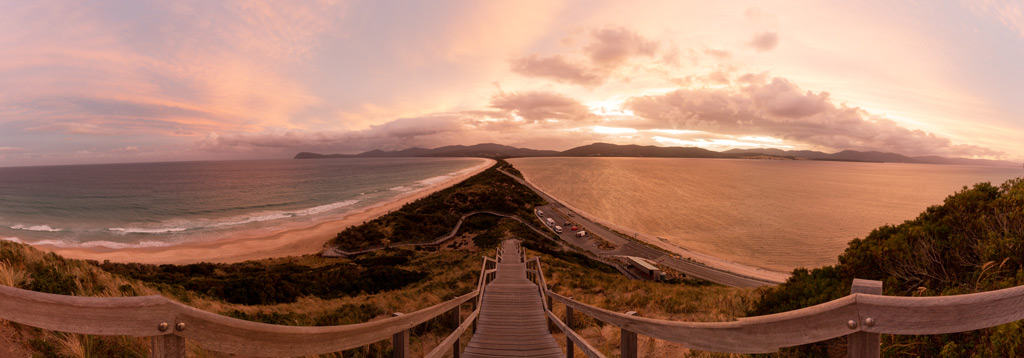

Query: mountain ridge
[295,142,1020,167]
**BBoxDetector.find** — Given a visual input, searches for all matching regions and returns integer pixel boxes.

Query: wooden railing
[525,257,1024,357]
[0,256,500,358]
[9,245,1024,357]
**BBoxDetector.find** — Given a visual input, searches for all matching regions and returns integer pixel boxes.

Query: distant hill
[296,143,558,159]
[726,147,1019,166]
[296,143,1019,167]
[560,143,725,158]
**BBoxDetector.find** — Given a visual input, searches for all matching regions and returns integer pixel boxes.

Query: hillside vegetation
[329,161,545,251]
[752,178,1024,357]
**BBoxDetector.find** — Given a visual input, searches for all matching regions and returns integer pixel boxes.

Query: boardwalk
[463,240,563,357]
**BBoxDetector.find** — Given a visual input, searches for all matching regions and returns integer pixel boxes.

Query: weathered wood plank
[170,289,478,356]
[855,284,1024,335]
[464,240,562,358]
[548,287,860,353]
[0,285,176,337]
[151,335,186,358]
[849,279,882,358]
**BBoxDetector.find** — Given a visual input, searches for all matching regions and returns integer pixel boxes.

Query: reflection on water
[511,157,1023,271]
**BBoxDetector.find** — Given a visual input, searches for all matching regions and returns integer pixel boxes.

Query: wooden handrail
[424,307,480,358]
[170,290,479,356]
[546,309,606,358]
[0,254,499,357]
[530,257,551,311]
[532,252,1024,357]
[0,286,177,337]
[13,249,1024,357]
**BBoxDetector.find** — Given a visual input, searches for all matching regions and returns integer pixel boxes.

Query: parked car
[554,226,563,233]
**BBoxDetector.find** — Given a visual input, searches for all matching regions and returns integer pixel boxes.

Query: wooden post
[621,311,638,358]
[392,313,408,358]
[452,305,462,358]
[566,306,575,358]
[471,300,478,333]
[849,279,883,358]
[151,335,185,358]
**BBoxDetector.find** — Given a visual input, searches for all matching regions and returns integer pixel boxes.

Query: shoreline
[515,171,790,283]
[36,158,495,264]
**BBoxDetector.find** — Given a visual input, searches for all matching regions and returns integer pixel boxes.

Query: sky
[1,0,1023,166]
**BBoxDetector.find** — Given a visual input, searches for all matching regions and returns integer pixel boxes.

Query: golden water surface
[510,157,1023,271]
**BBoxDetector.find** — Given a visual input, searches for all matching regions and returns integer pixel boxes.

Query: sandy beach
[38,158,495,264]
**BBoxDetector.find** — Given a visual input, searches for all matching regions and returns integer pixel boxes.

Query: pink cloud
[584,27,658,67]
[747,32,779,51]
[966,0,1024,38]
[510,55,603,86]
[510,26,660,86]
[625,75,1001,157]
[490,91,594,122]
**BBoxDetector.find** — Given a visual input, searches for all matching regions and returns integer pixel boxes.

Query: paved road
[500,169,779,288]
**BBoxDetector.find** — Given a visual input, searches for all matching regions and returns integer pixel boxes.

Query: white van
[554,226,563,233]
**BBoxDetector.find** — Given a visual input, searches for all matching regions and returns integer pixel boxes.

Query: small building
[624,256,666,281]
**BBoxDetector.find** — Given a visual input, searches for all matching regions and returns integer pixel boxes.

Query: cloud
[510,26,659,86]
[490,91,594,122]
[198,91,601,154]
[510,55,603,86]
[625,75,1000,157]
[584,27,658,67]
[747,32,779,51]
[199,113,475,153]
[704,48,731,59]
[965,0,1024,38]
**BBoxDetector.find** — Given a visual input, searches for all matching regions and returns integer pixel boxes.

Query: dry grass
[0,260,26,287]
[535,249,758,357]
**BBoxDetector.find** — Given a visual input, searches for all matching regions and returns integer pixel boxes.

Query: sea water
[510,157,1023,271]
[0,157,487,248]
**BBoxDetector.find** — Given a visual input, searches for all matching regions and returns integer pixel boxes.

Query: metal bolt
[175,322,186,331]
[864,317,876,327]
[846,319,858,329]
[157,322,169,332]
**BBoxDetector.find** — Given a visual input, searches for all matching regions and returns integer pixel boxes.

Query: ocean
[0,157,488,249]
[510,157,1024,271]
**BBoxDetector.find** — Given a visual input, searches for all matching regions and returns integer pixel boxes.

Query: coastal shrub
[330,163,546,251]
[752,178,1024,356]
[25,262,78,295]
[97,259,427,305]
[353,249,414,266]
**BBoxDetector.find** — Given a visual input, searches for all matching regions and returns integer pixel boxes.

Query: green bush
[752,178,1024,356]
